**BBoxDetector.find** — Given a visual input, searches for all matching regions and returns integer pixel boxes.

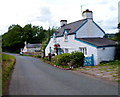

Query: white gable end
[76,20,105,38]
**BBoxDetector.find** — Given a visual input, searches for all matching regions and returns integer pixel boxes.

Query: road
[9,54,118,95]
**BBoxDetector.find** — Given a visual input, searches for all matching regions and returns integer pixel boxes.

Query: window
[64,30,68,42]
[79,47,87,55]
[53,33,57,43]
[65,48,69,53]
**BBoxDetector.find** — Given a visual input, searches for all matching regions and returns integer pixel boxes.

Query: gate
[84,54,94,66]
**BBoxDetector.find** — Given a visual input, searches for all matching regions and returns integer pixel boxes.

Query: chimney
[60,20,67,27]
[82,9,93,20]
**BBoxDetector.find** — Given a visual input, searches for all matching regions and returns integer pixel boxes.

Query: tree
[118,23,120,29]
[114,23,120,60]
[2,23,58,53]
[2,24,23,52]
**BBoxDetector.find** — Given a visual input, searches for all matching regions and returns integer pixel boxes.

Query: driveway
[9,54,118,95]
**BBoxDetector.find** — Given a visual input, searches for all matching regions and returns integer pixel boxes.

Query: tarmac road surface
[9,54,118,95]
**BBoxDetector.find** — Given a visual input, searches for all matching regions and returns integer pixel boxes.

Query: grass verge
[2,53,16,95]
[0,67,2,96]
[75,60,120,82]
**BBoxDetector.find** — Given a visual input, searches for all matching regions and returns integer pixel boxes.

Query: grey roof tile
[26,44,41,48]
[56,19,87,36]
[76,38,116,47]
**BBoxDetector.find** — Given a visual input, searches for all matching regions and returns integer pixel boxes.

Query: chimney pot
[82,9,93,20]
[60,20,67,27]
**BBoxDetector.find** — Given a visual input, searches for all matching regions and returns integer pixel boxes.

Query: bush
[70,51,84,67]
[52,53,71,65]
[44,57,49,61]
[52,51,84,68]
[115,43,120,60]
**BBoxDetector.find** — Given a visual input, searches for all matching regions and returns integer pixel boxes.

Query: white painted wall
[97,47,116,64]
[22,46,27,52]
[45,37,55,56]
[76,20,105,38]
[45,34,98,65]
[45,34,116,65]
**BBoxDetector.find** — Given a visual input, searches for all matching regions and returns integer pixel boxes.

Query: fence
[84,54,94,66]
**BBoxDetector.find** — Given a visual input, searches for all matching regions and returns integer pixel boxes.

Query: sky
[0,0,119,35]
[118,1,120,23]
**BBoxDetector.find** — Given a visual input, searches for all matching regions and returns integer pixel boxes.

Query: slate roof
[76,38,116,47]
[56,19,87,37]
[26,44,41,48]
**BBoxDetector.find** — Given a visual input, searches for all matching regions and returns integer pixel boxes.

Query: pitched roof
[56,19,87,37]
[76,38,116,47]
[26,44,41,48]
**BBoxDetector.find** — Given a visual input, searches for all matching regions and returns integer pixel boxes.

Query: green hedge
[70,51,84,67]
[52,51,84,68]
[52,53,71,65]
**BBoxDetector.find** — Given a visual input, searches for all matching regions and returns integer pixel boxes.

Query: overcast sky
[0,0,119,35]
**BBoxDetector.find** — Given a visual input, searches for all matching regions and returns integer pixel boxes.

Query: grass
[0,67,2,96]
[21,54,41,58]
[75,60,120,82]
[2,53,16,95]
[55,64,70,68]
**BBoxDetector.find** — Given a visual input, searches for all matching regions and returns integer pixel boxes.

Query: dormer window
[53,33,57,44]
[64,30,68,42]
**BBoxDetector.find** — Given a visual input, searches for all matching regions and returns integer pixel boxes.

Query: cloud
[32,6,58,28]
[37,7,54,24]
[109,6,117,11]
[0,0,119,35]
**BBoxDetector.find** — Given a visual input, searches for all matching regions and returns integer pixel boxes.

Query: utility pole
[80,4,88,16]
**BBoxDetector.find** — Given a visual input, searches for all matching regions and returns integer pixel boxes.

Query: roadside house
[22,41,41,53]
[45,9,116,65]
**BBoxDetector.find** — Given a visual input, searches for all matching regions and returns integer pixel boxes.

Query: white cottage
[22,42,41,53]
[45,9,116,65]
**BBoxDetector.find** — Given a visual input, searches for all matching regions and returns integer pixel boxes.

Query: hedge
[52,51,84,67]
[52,53,71,65]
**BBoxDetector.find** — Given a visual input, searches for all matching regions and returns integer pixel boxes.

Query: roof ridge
[63,19,87,27]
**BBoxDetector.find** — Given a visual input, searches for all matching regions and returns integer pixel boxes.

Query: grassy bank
[0,67,2,96]
[2,53,16,95]
[75,60,120,82]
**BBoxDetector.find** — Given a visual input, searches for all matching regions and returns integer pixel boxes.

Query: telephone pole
[80,4,88,16]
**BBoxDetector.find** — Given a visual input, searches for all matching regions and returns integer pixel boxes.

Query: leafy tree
[2,23,58,53]
[118,23,120,29]
[114,23,120,60]
[2,24,23,52]
[41,27,58,57]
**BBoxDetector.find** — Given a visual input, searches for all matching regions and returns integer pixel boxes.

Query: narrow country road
[9,54,118,95]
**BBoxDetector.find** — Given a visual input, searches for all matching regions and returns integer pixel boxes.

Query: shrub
[44,57,49,61]
[70,51,84,67]
[52,51,84,68]
[52,53,71,65]
[115,43,120,60]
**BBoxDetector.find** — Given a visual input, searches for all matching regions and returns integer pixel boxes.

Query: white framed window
[64,30,68,42]
[79,47,87,55]
[65,48,69,53]
[53,33,57,43]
